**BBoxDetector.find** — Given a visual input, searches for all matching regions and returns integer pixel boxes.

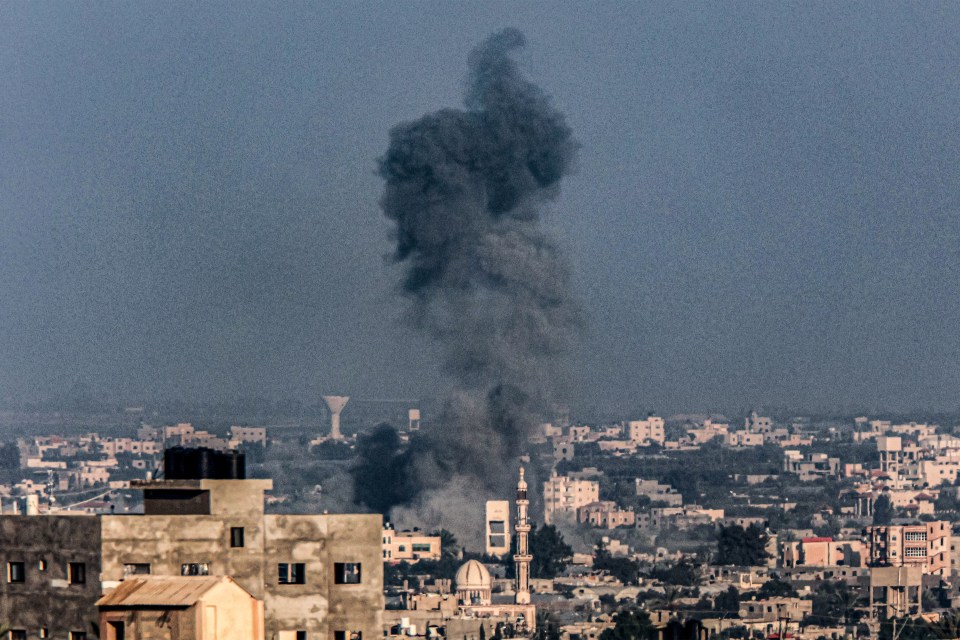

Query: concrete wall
[0,515,102,638]
[265,514,383,640]
[101,513,266,599]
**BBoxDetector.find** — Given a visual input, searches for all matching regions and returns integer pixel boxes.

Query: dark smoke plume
[357,28,578,526]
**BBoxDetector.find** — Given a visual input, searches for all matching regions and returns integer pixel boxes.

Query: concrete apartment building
[626,417,665,446]
[864,521,951,576]
[543,472,600,524]
[868,565,923,621]
[0,448,383,640]
[484,500,511,556]
[381,525,441,562]
[782,451,840,481]
[635,479,683,507]
[780,536,864,568]
[576,501,635,528]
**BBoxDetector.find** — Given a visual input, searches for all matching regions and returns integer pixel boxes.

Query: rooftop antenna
[322,395,349,440]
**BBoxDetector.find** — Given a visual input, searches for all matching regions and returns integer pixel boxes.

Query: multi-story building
[484,500,511,556]
[868,565,923,621]
[543,472,599,524]
[782,451,840,481]
[229,426,268,447]
[864,521,951,576]
[635,479,683,506]
[0,447,383,640]
[381,525,441,563]
[626,417,665,446]
[780,536,865,568]
[576,501,635,528]
[739,597,812,622]
[724,431,764,448]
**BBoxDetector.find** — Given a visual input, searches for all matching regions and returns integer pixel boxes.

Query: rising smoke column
[366,28,578,515]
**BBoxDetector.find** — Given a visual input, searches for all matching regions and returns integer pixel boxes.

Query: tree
[715,524,770,566]
[756,578,798,599]
[650,559,700,587]
[714,586,741,616]
[810,580,862,626]
[529,523,573,579]
[873,494,894,525]
[599,609,656,640]
[432,529,460,558]
[594,540,640,585]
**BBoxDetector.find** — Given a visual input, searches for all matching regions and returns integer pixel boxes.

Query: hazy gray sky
[2,2,959,414]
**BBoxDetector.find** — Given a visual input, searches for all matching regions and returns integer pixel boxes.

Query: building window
[905,531,927,541]
[412,543,432,553]
[7,562,25,583]
[230,527,245,548]
[905,547,927,558]
[123,563,151,576]
[296,633,306,640]
[334,562,361,584]
[69,633,87,640]
[180,563,209,576]
[9,631,26,640]
[68,562,86,585]
[334,632,362,640]
[278,563,305,584]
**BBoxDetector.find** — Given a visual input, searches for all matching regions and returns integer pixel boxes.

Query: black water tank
[164,447,246,480]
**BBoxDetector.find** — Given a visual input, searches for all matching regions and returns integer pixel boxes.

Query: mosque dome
[455,559,492,605]
[455,559,491,590]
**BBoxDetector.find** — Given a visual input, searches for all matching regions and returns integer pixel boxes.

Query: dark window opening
[123,563,151,576]
[180,563,209,576]
[108,621,124,640]
[334,562,361,584]
[296,632,307,640]
[7,562,25,583]
[70,633,87,640]
[10,631,26,640]
[278,563,305,584]
[230,527,245,548]
[68,562,86,585]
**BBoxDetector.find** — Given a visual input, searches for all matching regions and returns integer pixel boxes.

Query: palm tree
[925,611,960,640]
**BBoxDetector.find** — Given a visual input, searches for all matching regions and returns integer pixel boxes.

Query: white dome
[455,559,491,591]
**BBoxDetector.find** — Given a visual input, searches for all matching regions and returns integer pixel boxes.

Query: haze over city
[3,2,960,415]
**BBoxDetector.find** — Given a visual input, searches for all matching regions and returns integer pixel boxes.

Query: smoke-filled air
[352,28,578,534]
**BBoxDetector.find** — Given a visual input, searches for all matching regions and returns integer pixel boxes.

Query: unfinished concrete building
[0,447,383,640]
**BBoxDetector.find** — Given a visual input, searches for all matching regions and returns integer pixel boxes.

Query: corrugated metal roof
[97,576,236,607]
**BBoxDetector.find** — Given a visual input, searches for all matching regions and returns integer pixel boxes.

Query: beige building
[739,597,812,622]
[229,426,268,447]
[626,417,665,446]
[543,472,599,524]
[869,565,923,620]
[576,501,635,528]
[865,521,951,576]
[382,525,441,562]
[485,500,511,556]
[780,536,864,568]
[97,575,264,640]
[635,479,683,506]
[0,455,383,640]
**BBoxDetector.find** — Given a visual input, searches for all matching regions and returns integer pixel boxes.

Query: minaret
[514,466,532,604]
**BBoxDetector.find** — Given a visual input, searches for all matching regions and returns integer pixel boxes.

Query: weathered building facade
[0,471,383,640]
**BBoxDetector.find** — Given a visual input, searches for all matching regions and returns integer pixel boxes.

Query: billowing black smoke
[356,28,578,518]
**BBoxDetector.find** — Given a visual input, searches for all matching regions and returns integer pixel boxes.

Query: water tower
[322,395,349,440]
